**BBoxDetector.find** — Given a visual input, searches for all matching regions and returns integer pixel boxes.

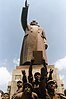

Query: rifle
[22,70,27,84]
[41,58,47,81]
[28,58,34,83]
[48,69,53,81]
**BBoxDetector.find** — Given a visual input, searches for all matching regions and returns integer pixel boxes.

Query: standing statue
[20,0,48,65]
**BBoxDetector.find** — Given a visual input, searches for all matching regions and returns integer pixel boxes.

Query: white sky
[0,0,66,92]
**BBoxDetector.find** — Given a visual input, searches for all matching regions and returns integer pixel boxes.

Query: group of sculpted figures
[12,58,66,99]
[11,0,66,99]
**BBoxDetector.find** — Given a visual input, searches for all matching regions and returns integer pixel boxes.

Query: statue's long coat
[20,6,48,65]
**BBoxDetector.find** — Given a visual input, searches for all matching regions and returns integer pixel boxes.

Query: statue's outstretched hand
[25,0,29,7]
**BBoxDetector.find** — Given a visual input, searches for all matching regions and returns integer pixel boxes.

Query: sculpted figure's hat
[47,80,55,84]
[30,20,38,25]
[17,80,22,83]
[34,72,40,77]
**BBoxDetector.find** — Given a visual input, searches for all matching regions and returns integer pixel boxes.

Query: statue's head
[34,72,41,82]
[0,90,4,99]
[17,80,22,88]
[30,20,38,25]
[4,93,9,99]
[23,83,33,93]
[46,80,57,91]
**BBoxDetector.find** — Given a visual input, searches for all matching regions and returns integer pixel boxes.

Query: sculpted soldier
[12,83,38,99]
[11,80,23,99]
[22,83,38,99]
[20,0,48,65]
[46,80,60,99]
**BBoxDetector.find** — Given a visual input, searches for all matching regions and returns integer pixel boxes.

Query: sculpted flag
[20,0,48,65]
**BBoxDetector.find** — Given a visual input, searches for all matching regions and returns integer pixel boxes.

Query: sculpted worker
[20,0,48,65]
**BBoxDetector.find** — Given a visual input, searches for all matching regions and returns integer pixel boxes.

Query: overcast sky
[0,0,66,92]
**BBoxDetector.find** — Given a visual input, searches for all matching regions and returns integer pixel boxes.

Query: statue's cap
[17,80,22,83]
[47,80,56,84]
[47,80,57,85]
[30,20,38,25]
[34,72,40,77]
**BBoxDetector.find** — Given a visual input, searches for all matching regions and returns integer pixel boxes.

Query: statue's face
[24,85,32,93]
[35,74,41,82]
[17,82,22,87]
[48,82,56,90]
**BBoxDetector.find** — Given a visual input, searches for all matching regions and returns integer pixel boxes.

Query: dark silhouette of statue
[20,0,48,65]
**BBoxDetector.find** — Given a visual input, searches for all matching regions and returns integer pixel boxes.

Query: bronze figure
[20,0,48,65]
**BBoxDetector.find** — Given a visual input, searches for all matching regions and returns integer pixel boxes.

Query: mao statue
[20,0,48,65]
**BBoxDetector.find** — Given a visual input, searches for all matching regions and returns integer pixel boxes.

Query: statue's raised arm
[25,0,28,7]
[21,0,29,31]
